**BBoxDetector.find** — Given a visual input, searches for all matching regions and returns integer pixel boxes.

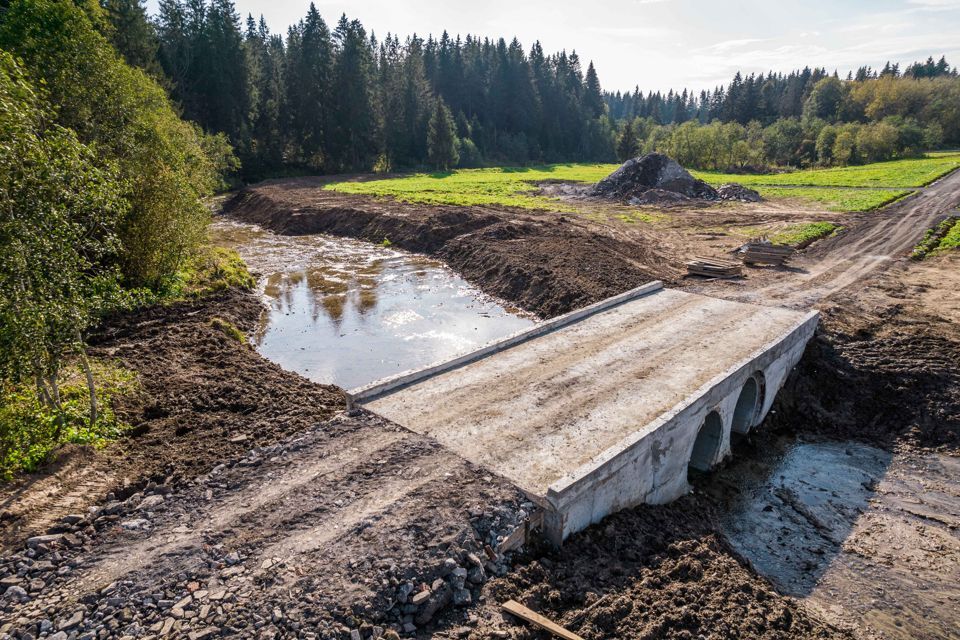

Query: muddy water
[210,218,536,389]
[710,437,960,639]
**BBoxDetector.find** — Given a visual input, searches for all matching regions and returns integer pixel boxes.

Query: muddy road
[0,170,958,640]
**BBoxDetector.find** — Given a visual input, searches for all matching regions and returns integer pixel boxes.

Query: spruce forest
[117,0,960,178]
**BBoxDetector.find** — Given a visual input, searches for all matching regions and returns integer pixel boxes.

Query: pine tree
[427,97,458,170]
[583,61,604,118]
[100,0,161,75]
[616,119,638,161]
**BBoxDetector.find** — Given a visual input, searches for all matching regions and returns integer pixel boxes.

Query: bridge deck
[362,286,812,499]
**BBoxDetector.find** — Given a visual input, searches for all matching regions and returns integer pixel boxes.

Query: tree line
[608,60,959,169]
[100,0,615,178]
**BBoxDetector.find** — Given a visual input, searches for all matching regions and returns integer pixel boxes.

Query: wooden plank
[502,601,585,640]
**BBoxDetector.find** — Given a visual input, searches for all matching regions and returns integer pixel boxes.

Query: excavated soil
[470,496,846,640]
[0,289,345,550]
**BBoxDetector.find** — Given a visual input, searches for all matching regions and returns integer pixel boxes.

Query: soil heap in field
[589,153,718,202]
[717,182,762,202]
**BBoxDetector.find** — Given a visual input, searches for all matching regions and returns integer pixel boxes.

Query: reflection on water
[211,218,536,389]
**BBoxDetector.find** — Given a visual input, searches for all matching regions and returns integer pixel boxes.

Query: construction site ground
[0,169,958,640]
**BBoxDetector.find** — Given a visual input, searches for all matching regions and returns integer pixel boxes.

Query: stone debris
[717,182,762,202]
[0,414,530,640]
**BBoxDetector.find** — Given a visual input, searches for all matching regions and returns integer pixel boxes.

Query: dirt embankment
[0,289,345,550]
[768,258,960,452]
[222,180,672,318]
[472,497,846,640]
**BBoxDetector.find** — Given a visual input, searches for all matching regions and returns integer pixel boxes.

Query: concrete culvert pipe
[731,374,763,434]
[689,411,724,475]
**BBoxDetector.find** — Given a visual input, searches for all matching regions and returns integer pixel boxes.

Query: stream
[210,217,536,390]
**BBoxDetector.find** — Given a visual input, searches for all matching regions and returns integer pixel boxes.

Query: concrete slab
[358,284,818,543]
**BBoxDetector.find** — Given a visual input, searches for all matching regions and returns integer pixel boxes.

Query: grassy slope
[325,154,960,213]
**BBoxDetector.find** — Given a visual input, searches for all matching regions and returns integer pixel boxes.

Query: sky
[145,0,960,93]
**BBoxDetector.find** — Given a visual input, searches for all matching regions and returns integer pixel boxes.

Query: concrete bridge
[350,282,818,545]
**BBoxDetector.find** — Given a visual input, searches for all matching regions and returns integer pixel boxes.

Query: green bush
[0,362,138,479]
[0,0,236,289]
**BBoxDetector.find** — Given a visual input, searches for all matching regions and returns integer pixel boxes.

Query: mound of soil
[717,183,762,202]
[469,496,847,639]
[589,153,718,202]
[627,188,693,206]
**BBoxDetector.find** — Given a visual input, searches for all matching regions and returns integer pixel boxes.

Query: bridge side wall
[542,311,819,545]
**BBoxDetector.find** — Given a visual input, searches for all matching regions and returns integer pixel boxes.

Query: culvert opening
[689,411,723,478]
[731,374,763,435]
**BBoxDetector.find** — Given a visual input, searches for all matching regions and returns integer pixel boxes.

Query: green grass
[768,222,842,247]
[940,217,960,251]
[209,317,247,345]
[326,164,617,210]
[913,214,960,259]
[110,245,256,313]
[0,361,139,479]
[324,153,959,213]
[694,153,960,188]
[753,186,912,212]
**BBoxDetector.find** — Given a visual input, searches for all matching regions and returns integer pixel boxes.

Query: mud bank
[0,289,345,550]
[222,180,670,319]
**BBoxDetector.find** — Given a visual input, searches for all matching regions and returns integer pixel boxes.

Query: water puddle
[210,217,536,390]
[709,436,960,639]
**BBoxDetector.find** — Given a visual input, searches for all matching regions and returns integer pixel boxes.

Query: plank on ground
[502,600,585,640]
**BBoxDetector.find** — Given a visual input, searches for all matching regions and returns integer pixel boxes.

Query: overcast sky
[145,0,960,93]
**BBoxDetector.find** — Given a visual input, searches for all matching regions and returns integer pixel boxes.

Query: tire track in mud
[734,168,960,308]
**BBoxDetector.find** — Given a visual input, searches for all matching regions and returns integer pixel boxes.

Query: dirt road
[727,168,960,307]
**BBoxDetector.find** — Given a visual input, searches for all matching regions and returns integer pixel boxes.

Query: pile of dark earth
[588,153,759,205]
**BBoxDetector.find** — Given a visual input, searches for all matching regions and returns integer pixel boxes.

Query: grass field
[751,186,912,212]
[693,153,960,189]
[327,164,615,210]
[325,153,960,213]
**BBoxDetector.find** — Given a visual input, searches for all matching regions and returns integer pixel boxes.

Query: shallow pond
[210,218,536,390]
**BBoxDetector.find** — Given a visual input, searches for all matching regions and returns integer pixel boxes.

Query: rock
[349,631,361,640]
[61,514,85,525]
[410,590,430,606]
[224,552,241,566]
[589,153,718,202]
[4,585,28,601]
[453,588,472,606]
[467,565,485,585]
[48,633,68,640]
[188,627,218,640]
[414,583,452,626]
[401,622,416,634]
[396,583,414,604]
[138,495,165,511]
[26,534,63,548]
[717,182,762,202]
[58,610,84,630]
[120,519,150,531]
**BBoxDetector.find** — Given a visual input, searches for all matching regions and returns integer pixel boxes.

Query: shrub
[0,362,138,479]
